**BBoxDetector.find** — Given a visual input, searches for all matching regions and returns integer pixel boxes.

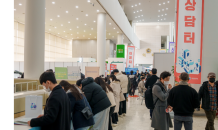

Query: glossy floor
[113,95,218,130]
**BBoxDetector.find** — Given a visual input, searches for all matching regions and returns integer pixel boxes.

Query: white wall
[72,39,115,59]
[191,0,218,91]
[135,24,170,64]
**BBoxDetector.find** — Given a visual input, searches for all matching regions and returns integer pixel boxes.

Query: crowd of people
[26,68,218,130]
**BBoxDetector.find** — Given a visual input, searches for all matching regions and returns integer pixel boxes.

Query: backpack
[144,83,163,109]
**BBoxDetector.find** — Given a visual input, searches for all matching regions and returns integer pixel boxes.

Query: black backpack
[144,83,163,109]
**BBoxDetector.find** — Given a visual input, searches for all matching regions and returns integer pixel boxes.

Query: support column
[24,0,45,79]
[117,33,124,45]
[97,13,106,77]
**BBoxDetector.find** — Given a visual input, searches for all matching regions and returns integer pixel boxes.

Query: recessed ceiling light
[66,11,68,13]
[77,37,79,38]
[95,37,96,38]
[93,21,96,22]
[114,28,115,29]
[139,16,140,17]
[64,31,65,32]
[158,20,159,21]
[139,20,141,21]
[76,6,78,8]
[76,18,78,20]
[71,34,72,35]
[85,24,87,25]
[58,33,60,34]
[165,14,167,15]
[158,15,160,17]
[163,2,165,4]
[83,35,85,37]
[77,32,79,34]
[57,15,60,17]
[84,30,86,32]
[139,3,141,5]
[87,0,90,2]
[61,24,63,26]
[137,21,138,22]
[88,38,90,39]
[90,34,91,35]
[109,23,111,25]
[65,36,67,37]
[109,33,110,35]
[68,21,70,23]
[91,28,93,30]
[49,29,51,31]
[55,27,56,28]
[70,29,71,30]
[135,4,137,6]
[77,26,79,28]
[162,9,164,11]
[137,11,138,12]
[50,19,52,21]
[134,12,135,13]
[158,10,160,12]
[86,14,88,16]
[140,10,142,11]
[14,9,16,11]
[117,32,119,33]
[112,36,114,37]
[52,2,55,4]
[141,15,143,16]
[166,8,168,10]
[19,3,22,6]
[97,10,99,12]
[161,19,162,21]
[162,15,163,16]
[131,6,133,7]
[168,1,170,3]
[45,8,46,9]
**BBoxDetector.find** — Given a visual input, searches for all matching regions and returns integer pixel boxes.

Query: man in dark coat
[82,77,111,130]
[28,72,71,130]
[145,68,159,119]
[198,72,218,130]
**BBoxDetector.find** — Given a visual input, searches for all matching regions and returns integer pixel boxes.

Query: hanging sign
[110,64,117,72]
[85,67,100,79]
[175,0,204,84]
[126,46,135,68]
[116,45,125,58]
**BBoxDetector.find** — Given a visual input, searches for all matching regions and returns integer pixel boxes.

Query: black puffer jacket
[82,77,111,115]
[198,81,218,111]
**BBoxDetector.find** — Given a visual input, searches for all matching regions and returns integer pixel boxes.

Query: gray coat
[151,80,173,130]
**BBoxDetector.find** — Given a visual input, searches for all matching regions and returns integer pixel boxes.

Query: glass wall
[14,21,72,61]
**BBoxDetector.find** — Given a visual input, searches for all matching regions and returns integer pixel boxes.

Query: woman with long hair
[109,75,121,126]
[94,77,116,130]
[59,80,94,130]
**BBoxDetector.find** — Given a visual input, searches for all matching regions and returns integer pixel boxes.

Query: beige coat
[110,81,121,113]
[138,80,146,94]
[115,73,128,93]
[106,88,116,107]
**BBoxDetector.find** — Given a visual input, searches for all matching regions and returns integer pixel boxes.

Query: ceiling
[14,0,130,43]
[118,0,176,23]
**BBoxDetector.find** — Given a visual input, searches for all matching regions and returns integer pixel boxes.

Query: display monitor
[125,68,138,75]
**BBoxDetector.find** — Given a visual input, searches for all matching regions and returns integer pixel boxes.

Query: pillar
[117,33,124,45]
[24,0,45,79]
[97,13,106,77]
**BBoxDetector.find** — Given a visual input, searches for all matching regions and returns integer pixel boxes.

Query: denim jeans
[174,116,193,130]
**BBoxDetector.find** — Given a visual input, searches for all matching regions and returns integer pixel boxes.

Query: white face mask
[43,85,51,92]
[164,81,170,86]
[110,79,113,82]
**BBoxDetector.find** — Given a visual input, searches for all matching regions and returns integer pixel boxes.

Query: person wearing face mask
[59,80,95,130]
[138,76,147,95]
[151,71,173,130]
[109,74,121,126]
[198,72,218,130]
[28,72,71,130]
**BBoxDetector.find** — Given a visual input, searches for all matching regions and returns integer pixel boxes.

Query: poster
[169,42,175,53]
[175,0,204,84]
[110,64,117,72]
[55,67,68,79]
[85,67,100,79]
[126,46,135,68]
[116,45,125,58]
[159,49,167,53]
[125,68,138,75]
[67,66,81,80]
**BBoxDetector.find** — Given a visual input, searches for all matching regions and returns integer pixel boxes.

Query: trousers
[204,110,216,130]
[174,116,193,130]
[109,107,115,130]
[91,107,110,130]
[119,93,127,115]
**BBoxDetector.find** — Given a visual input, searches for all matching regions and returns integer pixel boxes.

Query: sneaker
[123,113,126,116]
[112,123,118,127]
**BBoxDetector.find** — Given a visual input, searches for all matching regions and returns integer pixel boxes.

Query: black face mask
[209,78,215,83]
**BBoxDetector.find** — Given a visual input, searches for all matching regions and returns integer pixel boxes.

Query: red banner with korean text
[175,0,204,84]
[126,46,135,68]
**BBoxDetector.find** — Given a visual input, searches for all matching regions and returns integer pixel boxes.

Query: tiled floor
[113,94,218,130]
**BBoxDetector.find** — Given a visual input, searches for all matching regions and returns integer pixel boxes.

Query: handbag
[81,97,93,120]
